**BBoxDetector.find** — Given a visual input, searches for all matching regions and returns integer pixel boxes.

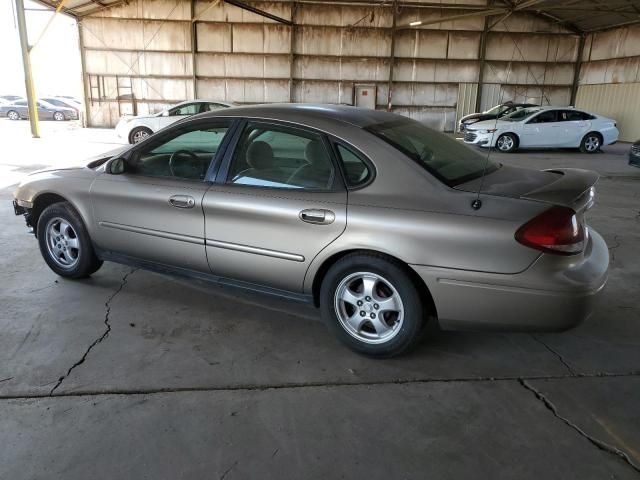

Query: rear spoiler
[521,168,599,212]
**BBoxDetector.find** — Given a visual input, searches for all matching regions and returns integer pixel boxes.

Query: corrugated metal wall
[576,24,640,142]
[79,0,579,129]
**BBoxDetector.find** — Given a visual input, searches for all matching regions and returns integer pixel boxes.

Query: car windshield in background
[502,108,540,122]
[368,119,500,186]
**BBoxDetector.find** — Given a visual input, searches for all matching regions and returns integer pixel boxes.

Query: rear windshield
[367,119,500,186]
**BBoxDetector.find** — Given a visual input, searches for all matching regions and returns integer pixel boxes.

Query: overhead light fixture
[409,20,422,26]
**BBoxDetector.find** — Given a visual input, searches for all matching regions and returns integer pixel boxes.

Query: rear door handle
[299,209,335,225]
[169,195,195,209]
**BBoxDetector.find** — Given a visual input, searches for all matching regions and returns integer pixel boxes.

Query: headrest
[305,140,327,167]
[246,141,274,170]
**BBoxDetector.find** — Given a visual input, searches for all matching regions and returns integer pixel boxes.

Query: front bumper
[411,228,609,331]
[463,130,494,148]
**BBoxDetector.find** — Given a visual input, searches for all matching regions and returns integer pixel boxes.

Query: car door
[202,120,348,293]
[557,110,592,147]
[90,118,233,272]
[520,110,561,147]
[157,102,201,129]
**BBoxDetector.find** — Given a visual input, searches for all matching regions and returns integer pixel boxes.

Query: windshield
[368,119,500,186]
[502,108,540,122]
[484,104,509,115]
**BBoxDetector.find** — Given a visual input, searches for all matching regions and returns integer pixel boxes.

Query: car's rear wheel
[7,110,19,121]
[37,202,103,279]
[496,133,517,153]
[129,126,153,144]
[320,253,426,357]
[53,111,65,121]
[580,132,602,153]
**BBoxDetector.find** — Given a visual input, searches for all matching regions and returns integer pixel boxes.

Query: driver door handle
[169,195,195,209]
[299,209,335,225]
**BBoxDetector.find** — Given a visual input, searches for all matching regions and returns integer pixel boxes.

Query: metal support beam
[570,34,586,106]
[386,0,397,111]
[190,0,198,99]
[14,0,40,138]
[475,9,491,112]
[77,22,91,127]
[289,2,297,102]
[224,0,293,25]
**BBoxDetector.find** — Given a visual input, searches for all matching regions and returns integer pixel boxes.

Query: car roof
[194,103,403,128]
[171,99,237,107]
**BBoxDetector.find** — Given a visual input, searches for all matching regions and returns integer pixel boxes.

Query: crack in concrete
[519,379,640,474]
[607,234,621,265]
[48,269,136,396]
[0,370,635,401]
[220,460,238,480]
[531,334,578,376]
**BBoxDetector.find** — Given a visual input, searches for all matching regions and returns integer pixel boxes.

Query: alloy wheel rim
[133,130,149,143]
[498,136,513,151]
[585,136,600,152]
[54,112,64,121]
[334,272,404,344]
[8,111,18,120]
[45,217,80,269]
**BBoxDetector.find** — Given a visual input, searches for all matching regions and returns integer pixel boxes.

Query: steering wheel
[168,149,200,177]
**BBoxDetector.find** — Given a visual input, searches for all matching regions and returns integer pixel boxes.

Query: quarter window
[127,123,229,181]
[228,123,335,190]
[335,144,372,188]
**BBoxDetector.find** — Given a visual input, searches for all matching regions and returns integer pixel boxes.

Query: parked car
[463,106,619,153]
[12,104,609,357]
[115,100,236,144]
[0,99,78,121]
[40,97,81,115]
[459,101,536,132]
[630,140,640,168]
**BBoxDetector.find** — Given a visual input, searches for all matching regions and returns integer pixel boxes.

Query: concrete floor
[1,119,640,478]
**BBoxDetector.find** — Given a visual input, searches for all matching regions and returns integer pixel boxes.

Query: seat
[233,141,281,182]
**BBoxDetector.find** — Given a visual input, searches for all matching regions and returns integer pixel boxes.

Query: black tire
[7,110,19,121]
[319,253,427,358]
[496,133,518,153]
[37,202,103,279]
[129,126,153,144]
[580,132,602,153]
[53,111,65,121]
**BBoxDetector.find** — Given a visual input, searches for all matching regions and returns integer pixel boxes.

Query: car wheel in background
[320,252,427,358]
[496,133,518,153]
[129,126,153,144]
[53,111,65,121]
[7,110,19,121]
[580,132,602,153]
[37,202,103,279]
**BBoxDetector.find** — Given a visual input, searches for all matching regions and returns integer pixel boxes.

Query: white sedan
[463,106,619,153]
[115,100,236,144]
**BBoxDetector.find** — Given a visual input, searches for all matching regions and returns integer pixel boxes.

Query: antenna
[472,55,514,211]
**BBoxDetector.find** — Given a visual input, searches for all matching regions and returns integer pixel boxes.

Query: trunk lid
[456,165,598,213]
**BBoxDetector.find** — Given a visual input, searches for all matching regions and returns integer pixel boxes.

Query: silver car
[12,104,609,357]
[1,99,78,121]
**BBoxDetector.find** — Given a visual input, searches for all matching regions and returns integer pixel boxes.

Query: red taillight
[515,206,584,255]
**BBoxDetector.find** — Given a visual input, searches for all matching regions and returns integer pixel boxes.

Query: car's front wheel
[53,111,65,121]
[320,253,426,357]
[496,133,518,153]
[37,202,103,279]
[7,110,19,121]
[129,126,153,144]
[580,132,602,153]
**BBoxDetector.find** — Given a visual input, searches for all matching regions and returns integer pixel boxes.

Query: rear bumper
[411,229,609,331]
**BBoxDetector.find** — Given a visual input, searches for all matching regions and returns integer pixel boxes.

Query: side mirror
[107,157,126,174]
